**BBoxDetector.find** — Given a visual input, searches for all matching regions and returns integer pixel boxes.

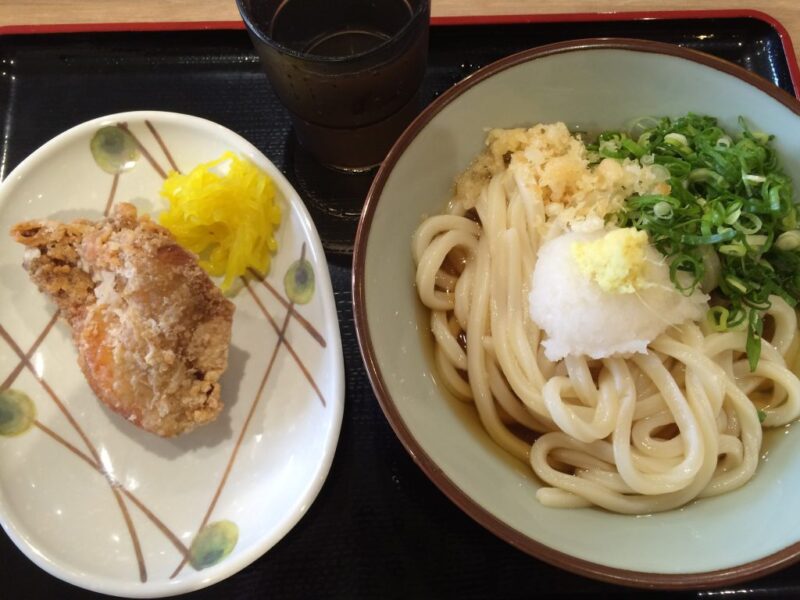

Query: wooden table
[2,0,799,70]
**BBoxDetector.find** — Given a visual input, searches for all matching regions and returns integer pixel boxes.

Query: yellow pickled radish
[159,151,281,292]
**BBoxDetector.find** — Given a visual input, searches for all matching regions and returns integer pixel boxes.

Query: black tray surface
[0,16,797,599]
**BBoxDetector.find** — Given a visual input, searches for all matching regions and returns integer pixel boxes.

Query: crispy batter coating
[10,203,234,436]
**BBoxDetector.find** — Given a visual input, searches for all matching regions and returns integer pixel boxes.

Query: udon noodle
[412,123,800,514]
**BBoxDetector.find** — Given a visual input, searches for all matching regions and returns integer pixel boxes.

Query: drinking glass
[237,0,431,172]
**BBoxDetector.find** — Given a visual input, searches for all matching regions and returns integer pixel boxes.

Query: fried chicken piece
[10,203,235,436]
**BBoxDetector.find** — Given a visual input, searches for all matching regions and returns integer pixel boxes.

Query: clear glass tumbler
[237,0,430,172]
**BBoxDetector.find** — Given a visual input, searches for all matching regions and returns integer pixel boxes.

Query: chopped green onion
[726,307,748,329]
[699,245,721,292]
[715,136,732,149]
[743,173,767,184]
[752,131,771,145]
[733,213,762,235]
[653,201,673,219]
[690,168,727,187]
[719,243,746,257]
[776,230,800,251]
[723,203,742,225]
[747,309,764,371]
[590,113,798,370]
[781,209,797,229]
[725,275,749,294]
[708,306,730,331]
[621,138,646,157]
[599,139,623,158]
[681,229,736,245]
[745,234,768,248]
[669,254,703,293]
[664,132,689,147]
[627,116,661,139]
[769,187,782,212]
[757,258,776,273]
[650,164,671,181]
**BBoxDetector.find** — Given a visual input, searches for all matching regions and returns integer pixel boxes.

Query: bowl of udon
[353,38,800,587]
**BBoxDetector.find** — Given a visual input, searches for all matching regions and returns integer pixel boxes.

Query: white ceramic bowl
[354,39,800,588]
[0,111,344,597]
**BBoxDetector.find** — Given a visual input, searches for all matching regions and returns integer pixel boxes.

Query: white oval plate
[0,111,344,597]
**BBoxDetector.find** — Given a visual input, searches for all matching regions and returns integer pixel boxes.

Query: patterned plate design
[0,111,344,598]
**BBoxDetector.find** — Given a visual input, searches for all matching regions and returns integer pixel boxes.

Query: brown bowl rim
[352,37,800,590]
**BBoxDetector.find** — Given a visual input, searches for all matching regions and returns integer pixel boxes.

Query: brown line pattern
[243,280,326,407]
[117,122,167,179]
[4,162,119,395]
[7,151,119,394]
[169,244,311,579]
[277,329,326,406]
[6,131,330,580]
[0,323,149,582]
[0,311,59,392]
[34,421,190,558]
[145,120,180,174]
[1,119,190,582]
[247,267,326,348]
[169,308,293,579]
[121,488,189,559]
[103,172,120,217]
[243,278,280,332]
[0,325,97,456]
[35,421,99,468]
[112,481,147,582]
